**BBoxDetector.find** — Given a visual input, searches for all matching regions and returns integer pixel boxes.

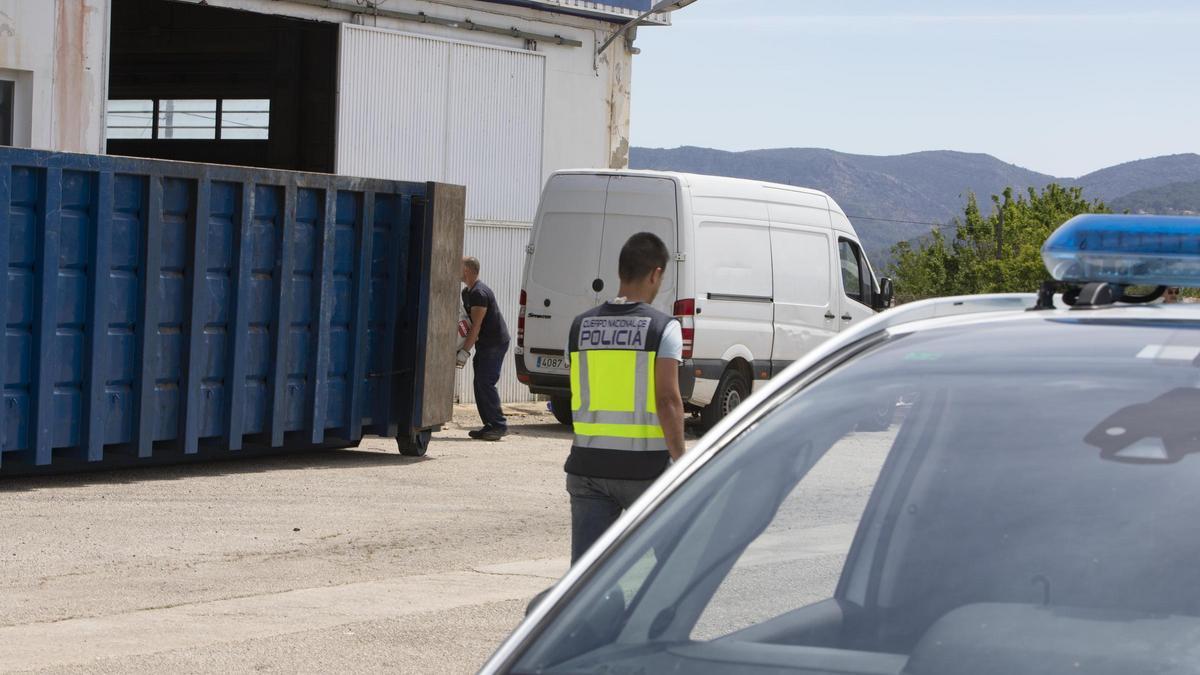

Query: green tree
[887,184,1110,303]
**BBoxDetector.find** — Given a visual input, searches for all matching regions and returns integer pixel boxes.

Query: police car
[481,215,1200,675]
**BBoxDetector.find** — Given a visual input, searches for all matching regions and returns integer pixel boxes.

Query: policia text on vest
[578,316,652,349]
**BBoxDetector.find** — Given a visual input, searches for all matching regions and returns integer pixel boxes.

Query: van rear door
[523,174,608,374]
[523,174,678,378]
[594,175,679,316]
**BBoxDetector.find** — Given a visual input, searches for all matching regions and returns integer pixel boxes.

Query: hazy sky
[630,0,1200,177]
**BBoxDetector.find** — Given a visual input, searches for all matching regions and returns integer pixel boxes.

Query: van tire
[550,395,574,427]
[701,368,750,430]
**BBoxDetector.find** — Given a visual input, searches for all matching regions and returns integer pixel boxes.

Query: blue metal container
[0,148,464,473]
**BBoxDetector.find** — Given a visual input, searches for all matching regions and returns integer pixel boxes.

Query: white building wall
[336,24,546,224]
[0,0,108,154]
[190,0,636,179]
[241,0,633,403]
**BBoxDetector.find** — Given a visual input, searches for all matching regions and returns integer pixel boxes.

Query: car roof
[704,293,1200,469]
[886,296,1200,336]
[550,168,846,216]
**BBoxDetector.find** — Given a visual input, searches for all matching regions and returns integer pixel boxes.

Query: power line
[845,214,950,227]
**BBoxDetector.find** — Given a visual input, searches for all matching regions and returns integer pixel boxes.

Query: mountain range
[629,147,1200,264]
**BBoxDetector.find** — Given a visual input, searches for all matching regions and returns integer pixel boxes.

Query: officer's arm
[654,358,686,460]
[464,306,487,352]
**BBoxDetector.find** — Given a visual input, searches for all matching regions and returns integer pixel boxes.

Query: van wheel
[701,369,750,430]
[550,395,573,427]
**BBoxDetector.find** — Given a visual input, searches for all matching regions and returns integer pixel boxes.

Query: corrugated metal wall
[336,24,545,224]
[445,43,546,224]
[456,223,536,406]
[336,23,548,404]
[336,26,449,188]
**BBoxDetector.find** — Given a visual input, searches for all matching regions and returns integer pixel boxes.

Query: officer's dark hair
[618,232,669,282]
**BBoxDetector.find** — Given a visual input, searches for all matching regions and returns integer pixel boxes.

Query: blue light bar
[1042,213,1200,286]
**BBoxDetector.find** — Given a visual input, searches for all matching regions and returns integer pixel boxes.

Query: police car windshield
[514,316,1200,675]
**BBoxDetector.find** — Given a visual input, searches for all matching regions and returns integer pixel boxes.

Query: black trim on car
[691,359,725,380]
[515,353,568,397]
[678,361,696,400]
[707,293,773,303]
[752,360,773,380]
[517,353,697,400]
[692,358,796,381]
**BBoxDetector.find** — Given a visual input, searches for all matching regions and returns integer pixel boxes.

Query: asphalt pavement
[0,404,890,674]
[0,404,574,674]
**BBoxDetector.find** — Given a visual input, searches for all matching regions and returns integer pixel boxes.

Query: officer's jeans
[473,341,508,431]
[567,473,656,563]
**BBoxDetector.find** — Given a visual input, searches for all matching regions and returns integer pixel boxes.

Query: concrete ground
[0,403,888,674]
[0,403,583,674]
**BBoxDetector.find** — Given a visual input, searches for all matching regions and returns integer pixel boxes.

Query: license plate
[536,356,566,371]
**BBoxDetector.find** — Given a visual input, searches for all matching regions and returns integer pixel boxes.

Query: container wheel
[398,430,432,457]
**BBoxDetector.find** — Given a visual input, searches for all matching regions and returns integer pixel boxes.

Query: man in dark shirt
[461,256,511,441]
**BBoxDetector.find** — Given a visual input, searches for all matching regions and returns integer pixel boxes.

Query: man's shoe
[468,426,491,439]
[479,428,506,441]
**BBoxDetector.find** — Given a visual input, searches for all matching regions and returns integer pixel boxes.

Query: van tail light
[517,290,527,349]
[673,298,695,360]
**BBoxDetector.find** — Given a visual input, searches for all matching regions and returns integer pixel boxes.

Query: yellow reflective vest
[565,302,676,480]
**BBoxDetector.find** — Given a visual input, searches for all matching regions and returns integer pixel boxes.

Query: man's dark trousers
[473,340,508,431]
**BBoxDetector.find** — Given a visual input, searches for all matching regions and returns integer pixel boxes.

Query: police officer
[565,232,685,562]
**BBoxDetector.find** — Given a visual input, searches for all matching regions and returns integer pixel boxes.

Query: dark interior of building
[107,0,338,173]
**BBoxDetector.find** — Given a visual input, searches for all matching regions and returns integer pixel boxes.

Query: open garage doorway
[107,0,338,173]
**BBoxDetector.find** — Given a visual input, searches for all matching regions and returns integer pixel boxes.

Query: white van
[515,170,893,427]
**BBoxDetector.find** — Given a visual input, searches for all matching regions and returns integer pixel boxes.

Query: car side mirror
[874,277,894,311]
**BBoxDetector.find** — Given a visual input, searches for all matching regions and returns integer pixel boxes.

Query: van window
[839,239,870,304]
[597,176,678,306]
[697,220,773,300]
[772,229,829,307]
[529,175,608,297]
